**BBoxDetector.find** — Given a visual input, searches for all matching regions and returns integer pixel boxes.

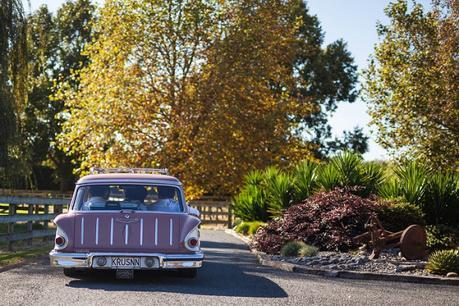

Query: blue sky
[30,0,432,160]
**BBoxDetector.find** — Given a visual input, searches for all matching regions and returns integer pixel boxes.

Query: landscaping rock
[446,272,458,278]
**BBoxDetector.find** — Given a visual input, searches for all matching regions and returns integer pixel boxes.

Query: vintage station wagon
[49,168,203,278]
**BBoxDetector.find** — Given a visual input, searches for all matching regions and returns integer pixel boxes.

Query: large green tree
[289,0,363,158]
[364,0,459,169]
[0,0,29,187]
[25,0,95,190]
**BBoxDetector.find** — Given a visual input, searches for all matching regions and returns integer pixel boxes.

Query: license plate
[111,257,141,269]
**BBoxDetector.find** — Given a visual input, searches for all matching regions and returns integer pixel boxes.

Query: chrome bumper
[49,250,204,269]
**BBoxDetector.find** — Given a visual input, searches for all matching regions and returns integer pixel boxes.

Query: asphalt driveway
[1,230,457,305]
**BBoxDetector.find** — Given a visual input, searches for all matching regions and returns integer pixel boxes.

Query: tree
[58,0,317,196]
[25,0,95,190]
[0,0,29,187]
[364,0,459,170]
[324,127,369,156]
[288,0,363,158]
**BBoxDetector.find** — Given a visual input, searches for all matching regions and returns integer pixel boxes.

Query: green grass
[0,244,52,268]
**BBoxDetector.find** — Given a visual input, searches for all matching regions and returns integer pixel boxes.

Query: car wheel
[179,268,198,278]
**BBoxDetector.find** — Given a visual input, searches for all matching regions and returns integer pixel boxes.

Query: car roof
[76,173,182,186]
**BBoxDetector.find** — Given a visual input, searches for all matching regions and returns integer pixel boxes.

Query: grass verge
[0,244,52,269]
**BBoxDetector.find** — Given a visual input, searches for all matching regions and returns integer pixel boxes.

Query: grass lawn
[0,243,52,268]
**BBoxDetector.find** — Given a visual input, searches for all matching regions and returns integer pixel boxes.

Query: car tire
[179,268,198,278]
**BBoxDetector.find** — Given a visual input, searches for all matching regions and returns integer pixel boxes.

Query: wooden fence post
[43,204,49,242]
[27,204,33,246]
[227,204,232,229]
[7,204,16,251]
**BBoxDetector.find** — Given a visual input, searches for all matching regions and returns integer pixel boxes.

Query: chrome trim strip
[154,218,158,246]
[95,217,99,245]
[125,224,129,245]
[169,218,173,246]
[110,218,114,245]
[140,218,144,246]
[80,217,84,245]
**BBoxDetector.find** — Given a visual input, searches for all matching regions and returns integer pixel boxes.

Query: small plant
[426,248,459,275]
[280,241,306,257]
[234,222,251,235]
[379,200,425,232]
[298,244,319,257]
[247,221,266,235]
[235,221,266,236]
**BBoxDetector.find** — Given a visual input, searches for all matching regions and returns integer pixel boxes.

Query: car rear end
[49,172,203,278]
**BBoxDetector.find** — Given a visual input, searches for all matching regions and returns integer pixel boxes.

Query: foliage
[265,171,295,217]
[25,0,95,191]
[364,0,459,170]
[379,161,459,226]
[254,188,382,254]
[424,172,459,225]
[426,225,459,251]
[324,127,369,156]
[317,152,384,196]
[379,200,425,232]
[426,248,459,275]
[234,222,251,236]
[0,0,28,187]
[291,160,318,204]
[232,184,268,222]
[235,221,266,236]
[288,1,363,158]
[280,241,318,257]
[298,244,319,257]
[57,0,323,197]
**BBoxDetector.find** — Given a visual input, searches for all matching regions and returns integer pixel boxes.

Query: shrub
[265,171,295,217]
[298,244,319,257]
[234,222,251,235]
[424,172,459,226]
[247,221,266,235]
[235,221,266,236]
[232,183,269,222]
[426,248,459,275]
[426,225,459,251]
[316,152,384,197]
[393,161,429,204]
[280,241,307,257]
[291,160,318,203]
[254,187,382,253]
[379,200,425,232]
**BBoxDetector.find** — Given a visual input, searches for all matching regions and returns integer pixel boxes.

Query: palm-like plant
[266,171,294,217]
[393,161,429,204]
[291,160,318,203]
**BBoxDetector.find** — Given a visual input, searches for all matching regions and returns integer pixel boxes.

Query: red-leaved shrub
[254,187,382,254]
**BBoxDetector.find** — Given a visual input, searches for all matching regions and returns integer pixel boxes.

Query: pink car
[49,169,203,279]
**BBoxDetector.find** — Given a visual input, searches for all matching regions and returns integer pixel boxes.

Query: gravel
[267,248,439,277]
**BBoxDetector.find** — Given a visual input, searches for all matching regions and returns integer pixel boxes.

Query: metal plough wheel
[400,225,427,260]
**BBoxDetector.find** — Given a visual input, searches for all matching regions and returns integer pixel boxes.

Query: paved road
[1,230,458,305]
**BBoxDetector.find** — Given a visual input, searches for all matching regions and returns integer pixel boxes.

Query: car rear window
[73,184,182,212]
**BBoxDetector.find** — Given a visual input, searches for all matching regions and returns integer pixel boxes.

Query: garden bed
[226,229,459,285]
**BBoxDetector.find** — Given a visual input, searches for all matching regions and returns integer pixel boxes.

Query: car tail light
[55,236,65,246]
[54,226,69,250]
[184,226,200,251]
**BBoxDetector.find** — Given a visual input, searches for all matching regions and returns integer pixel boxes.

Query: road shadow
[65,233,287,298]
[66,258,287,298]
